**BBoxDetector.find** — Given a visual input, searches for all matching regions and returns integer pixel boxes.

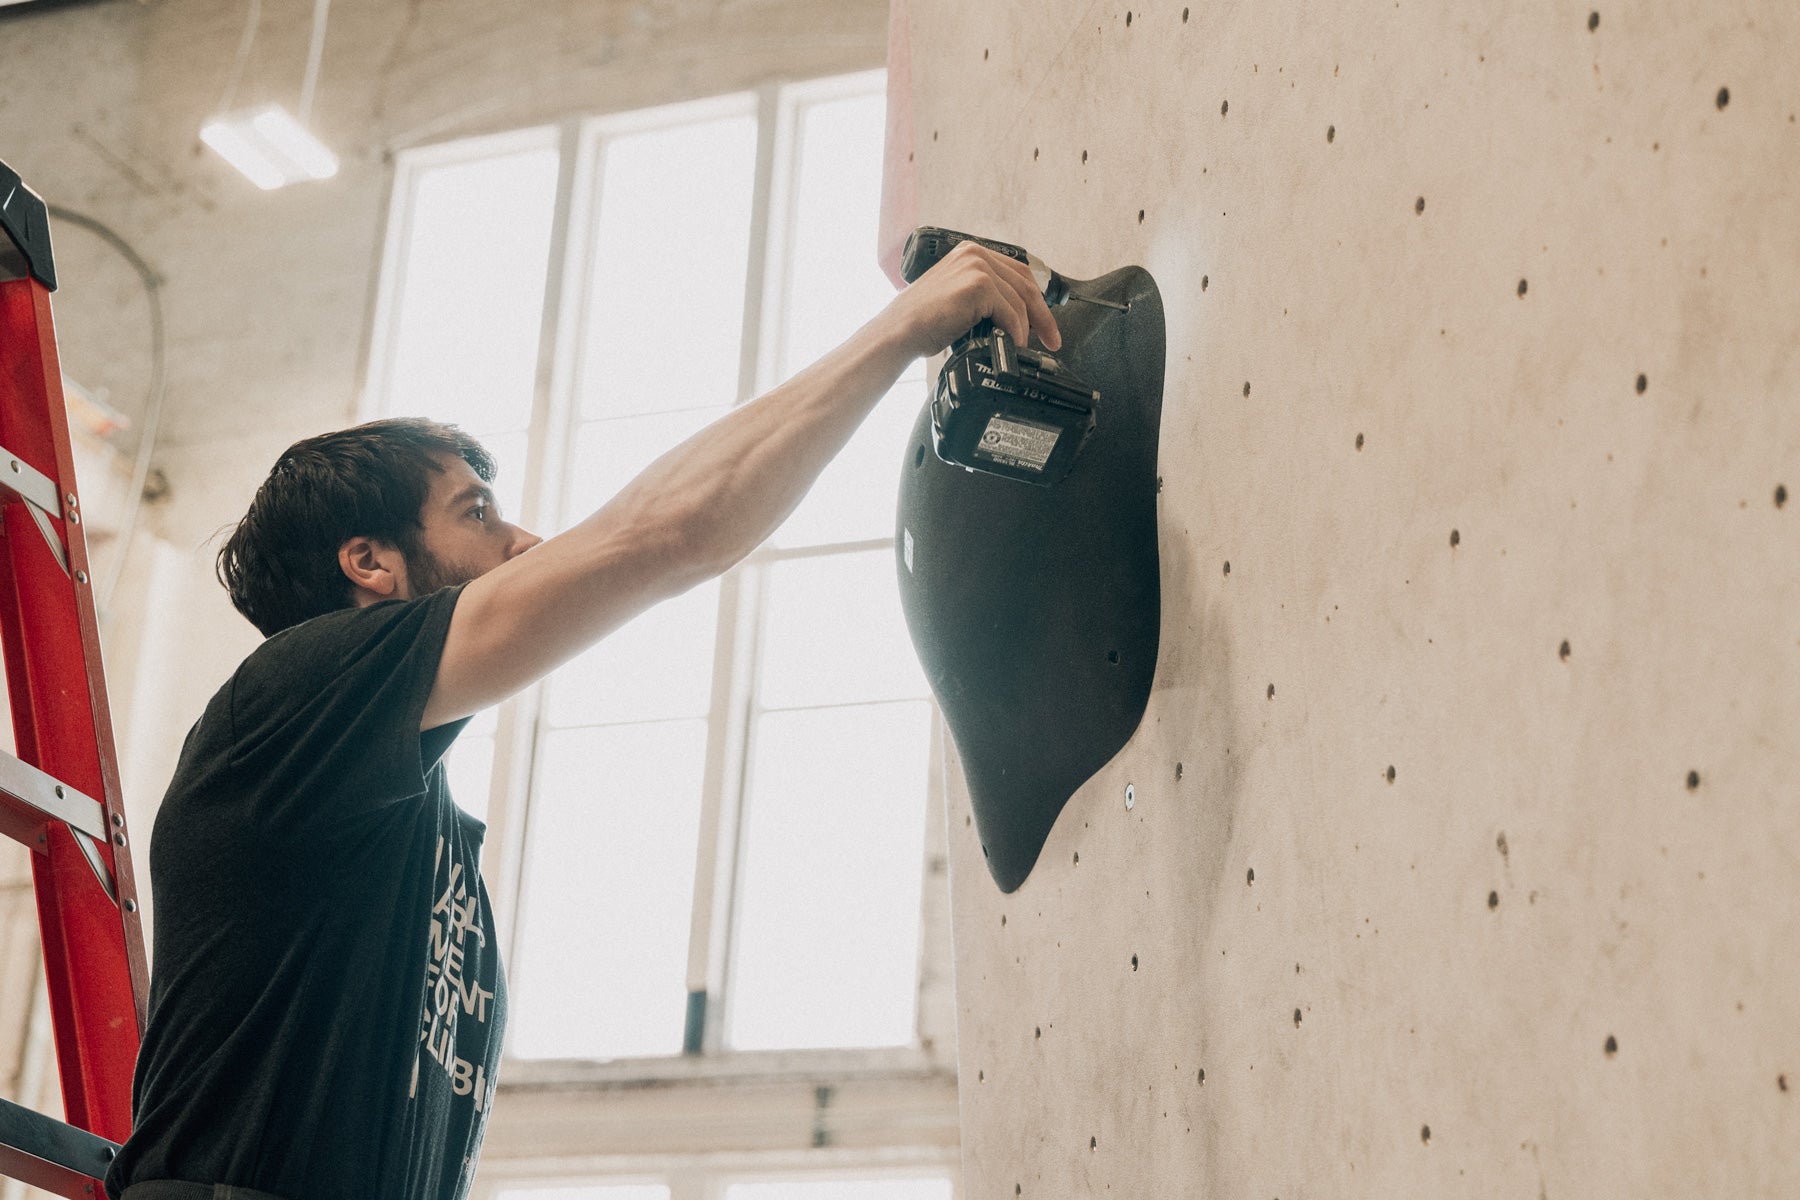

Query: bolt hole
[1559,640,1572,660]
[1686,770,1701,790]
[1636,373,1648,394]
[1518,278,1529,297]
[1717,87,1730,109]
[1108,649,1120,664]
[914,445,926,468]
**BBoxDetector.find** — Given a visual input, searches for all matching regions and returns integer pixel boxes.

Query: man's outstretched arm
[422,241,1062,730]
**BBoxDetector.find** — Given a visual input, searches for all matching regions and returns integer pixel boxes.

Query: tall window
[368,73,938,1069]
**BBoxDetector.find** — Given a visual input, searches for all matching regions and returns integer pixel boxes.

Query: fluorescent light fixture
[200,104,339,190]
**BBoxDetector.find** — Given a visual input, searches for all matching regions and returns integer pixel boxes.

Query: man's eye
[470,506,488,522]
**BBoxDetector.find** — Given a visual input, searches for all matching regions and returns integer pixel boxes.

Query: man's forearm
[610,311,920,574]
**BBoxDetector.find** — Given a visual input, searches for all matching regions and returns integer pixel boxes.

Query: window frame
[363,69,957,1093]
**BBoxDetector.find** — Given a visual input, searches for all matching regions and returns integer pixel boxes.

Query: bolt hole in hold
[1450,529,1460,547]
[1243,381,1251,397]
[1131,955,1139,971]
[914,445,926,468]
[1198,1068,1205,1083]
[1386,765,1396,783]
[1126,10,1133,25]
[1201,274,1209,290]
[1182,7,1189,21]
[1247,867,1255,885]
[1416,196,1426,214]
[1776,484,1788,508]
[1327,124,1336,143]
[1687,770,1701,790]
[1176,761,1184,780]
[1091,1137,1098,1150]
[1267,683,1275,699]
[1223,560,1231,575]
[1421,1125,1431,1145]
[1560,639,1571,660]
[1294,1008,1302,1027]
[1589,10,1600,30]
[1356,432,1364,449]
[1221,99,1229,116]
[1108,649,1120,664]
[1605,1035,1618,1056]
[1488,891,1499,909]
[1636,373,1648,394]
[1718,87,1730,109]
[1518,278,1529,297]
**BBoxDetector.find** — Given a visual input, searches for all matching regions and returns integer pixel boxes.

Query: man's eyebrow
[446,482,497,510]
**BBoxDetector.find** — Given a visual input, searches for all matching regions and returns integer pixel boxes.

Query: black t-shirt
[107,587,507,1200]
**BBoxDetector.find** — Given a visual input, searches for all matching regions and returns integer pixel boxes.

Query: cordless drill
[900,227,1123,487]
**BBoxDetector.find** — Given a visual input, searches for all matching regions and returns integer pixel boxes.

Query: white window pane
[561,410,729,533]
[444,733,494,824]
[757,550,928,710]
[775,91,893,383]
[385,143,559,434]
[499,1188,670,1200]
[727,701,932,1051]
[576,116,757,420]
[511,721,707,1060]
[728,1182,952,1200]
[547,579,720,728]
[772,376,925,548]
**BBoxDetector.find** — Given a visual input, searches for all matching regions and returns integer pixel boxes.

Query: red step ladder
[0,160,148,1197]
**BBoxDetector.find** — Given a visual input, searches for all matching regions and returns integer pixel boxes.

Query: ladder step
[0,442,62,517]
[0,750,106,841]
[0,1097,119,1199]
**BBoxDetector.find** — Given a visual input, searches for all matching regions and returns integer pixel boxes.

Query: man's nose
[507,525,543,558]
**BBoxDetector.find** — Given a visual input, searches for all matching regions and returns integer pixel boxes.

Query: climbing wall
[900,1,1800,1194]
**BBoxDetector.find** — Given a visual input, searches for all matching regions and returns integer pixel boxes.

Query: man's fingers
[975,246,1063,351]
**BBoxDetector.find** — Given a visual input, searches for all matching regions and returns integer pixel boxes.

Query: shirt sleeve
[227,586,472,826]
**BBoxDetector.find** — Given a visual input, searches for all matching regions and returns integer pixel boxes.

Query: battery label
[973,413,1060,473]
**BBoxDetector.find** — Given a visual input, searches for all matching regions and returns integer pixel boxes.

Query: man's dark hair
[217,418,496,637]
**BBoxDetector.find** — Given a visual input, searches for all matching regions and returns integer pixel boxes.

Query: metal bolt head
[66,493,77,507]
[69,512,80,525]
[124,898,137,913]
[1125,783,1136,810]
[112,813,124,827]
[76,570,88,584]
[113,832,126,846]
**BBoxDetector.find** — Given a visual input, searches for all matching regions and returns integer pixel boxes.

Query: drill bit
[1064,291,1131,312]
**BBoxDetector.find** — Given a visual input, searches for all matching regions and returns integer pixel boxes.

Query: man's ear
[338,536,408,604]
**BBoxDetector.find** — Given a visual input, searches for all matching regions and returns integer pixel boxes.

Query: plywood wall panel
[907,1,1799,1194]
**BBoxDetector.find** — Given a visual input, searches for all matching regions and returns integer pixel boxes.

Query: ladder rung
[0,1097,118,1199]
[0,443,62,518]
[0,751,106,841]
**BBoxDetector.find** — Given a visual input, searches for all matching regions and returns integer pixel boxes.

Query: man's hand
[883,240,1063,358]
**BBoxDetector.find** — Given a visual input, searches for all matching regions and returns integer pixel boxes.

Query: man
[105,241,1061,1200]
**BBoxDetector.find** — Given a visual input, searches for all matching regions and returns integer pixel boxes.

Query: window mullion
[687,82,788,1057]
[482,117,584,955]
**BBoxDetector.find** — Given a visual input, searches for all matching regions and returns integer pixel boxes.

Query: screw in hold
[1125,784,1136,810]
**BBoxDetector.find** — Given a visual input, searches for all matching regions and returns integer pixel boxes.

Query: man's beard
[406,544,485,596]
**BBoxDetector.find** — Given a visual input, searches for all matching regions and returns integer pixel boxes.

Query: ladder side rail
[0,271,143,1158]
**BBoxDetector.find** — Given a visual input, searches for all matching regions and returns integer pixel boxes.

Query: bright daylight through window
[369,72,937,1068]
